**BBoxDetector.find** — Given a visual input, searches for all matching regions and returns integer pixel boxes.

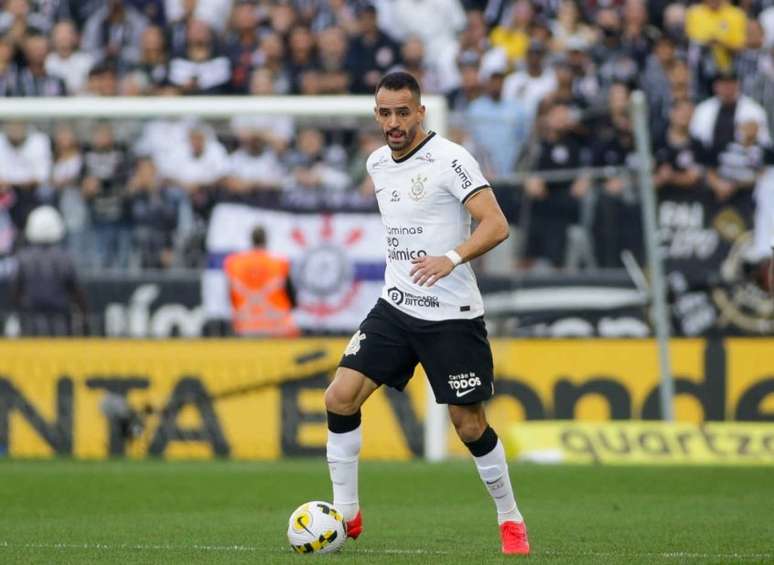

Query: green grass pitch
[1,460,772,564]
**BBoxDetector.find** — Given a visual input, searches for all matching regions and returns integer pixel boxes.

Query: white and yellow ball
[287,501,347,555]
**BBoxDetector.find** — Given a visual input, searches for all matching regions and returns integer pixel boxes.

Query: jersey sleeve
[446,145,490,204]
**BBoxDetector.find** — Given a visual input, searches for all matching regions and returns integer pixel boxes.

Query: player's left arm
[410,188,509,287]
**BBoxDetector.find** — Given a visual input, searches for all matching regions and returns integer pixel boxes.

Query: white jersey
[367,132,490,321]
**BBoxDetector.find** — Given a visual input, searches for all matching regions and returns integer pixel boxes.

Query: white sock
[473,439,523,525]
[326,426,361,521]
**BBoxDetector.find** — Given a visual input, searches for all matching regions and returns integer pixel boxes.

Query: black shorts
[339,299,494,405]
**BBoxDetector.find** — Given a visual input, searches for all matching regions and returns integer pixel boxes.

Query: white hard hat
[25,205,66,244]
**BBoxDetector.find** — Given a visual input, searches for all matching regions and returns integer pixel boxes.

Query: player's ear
[418,104,426,118]
[373,106,379,122]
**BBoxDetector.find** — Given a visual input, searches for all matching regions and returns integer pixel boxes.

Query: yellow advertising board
[0,338,772,460]
[505,422,774,465]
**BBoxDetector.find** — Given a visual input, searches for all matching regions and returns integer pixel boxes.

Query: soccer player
[324,71,530,555]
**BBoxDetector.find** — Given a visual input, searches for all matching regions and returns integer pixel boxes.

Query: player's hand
[410,255,455,287]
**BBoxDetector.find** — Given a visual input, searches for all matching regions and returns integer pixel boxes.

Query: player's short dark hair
[375,72,421,102]
[252,225,266,247]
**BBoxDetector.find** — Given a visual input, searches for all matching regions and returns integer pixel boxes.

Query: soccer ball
[287,501,347,555]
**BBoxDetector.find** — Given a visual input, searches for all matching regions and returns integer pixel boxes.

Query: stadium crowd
[0,0,773,270]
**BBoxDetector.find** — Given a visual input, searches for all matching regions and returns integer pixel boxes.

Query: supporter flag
[204,203,385,332]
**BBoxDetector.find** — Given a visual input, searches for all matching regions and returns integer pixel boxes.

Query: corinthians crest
[409,174,427,201]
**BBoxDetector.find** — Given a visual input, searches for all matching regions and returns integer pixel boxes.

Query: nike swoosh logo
[456,388,476,398]
[375,187,385,193]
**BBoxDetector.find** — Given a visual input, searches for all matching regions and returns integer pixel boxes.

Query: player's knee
[324,381,359,415]
[450,407,487,443]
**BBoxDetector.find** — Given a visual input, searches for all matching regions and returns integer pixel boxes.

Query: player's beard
[384,124,417,152]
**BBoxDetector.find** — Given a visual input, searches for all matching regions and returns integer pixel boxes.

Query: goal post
[0,95,451,461]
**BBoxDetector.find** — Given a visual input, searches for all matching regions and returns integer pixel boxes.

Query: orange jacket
[223,249,299,337]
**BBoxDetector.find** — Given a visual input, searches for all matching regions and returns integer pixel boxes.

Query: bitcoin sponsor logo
[451,159,472,191]
[387,286,439,308]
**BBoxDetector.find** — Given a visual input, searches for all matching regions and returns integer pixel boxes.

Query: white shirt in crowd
[689,95,771,147]
[165,0,233,32]
[368,132,488,321]
[45,51,94,95]
[161,135,229,187]
[502,68,558,117]
[0,130,52,185]
[228,149,287,188]
[169,56,231,91]
[230,115,295,147]
[383,0,466,79]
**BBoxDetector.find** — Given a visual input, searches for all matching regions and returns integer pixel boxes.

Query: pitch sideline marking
[0,541,771,559]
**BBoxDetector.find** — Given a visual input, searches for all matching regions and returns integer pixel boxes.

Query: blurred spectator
[223,224,298,337]
[17,32,65,96]
[690,71,770,158]
[0,122,52,230]
[489,0,532,63]
[502,41,557,118]
[642,32,679,142]
[313,25,350,94]
[165,0,233,34]
[224,0,259,94]
[83,60,119,95]
[50,123,89,266]
[268,2,297,39]
[169,19,230,94]
[741,47,774,137]
[286,25,318,94]
[550,0,597,54]
[45,20,94,95]
[309,0,358,36]
[705,120,770,205]
[0,0,49,50]
[653,99,704,193]
[762,4,774,48]
[523,103,591,268]
[253,31,291,94]
[667,58,693,105]
[127,157,178,268]
[224,130,287,194]
[129,0,167,26]
[663,3,688,46]
[591,82,643,267]
[81,0,149,68]
[348,130,382,196]
[230,69,296,152]
[620,0,656,70]
[466,59,530,177]
[448,56,483,114]
[591,8,639,90]
[345,4,401,94]
[285,128,350,192]
[539,61,589,130]
[81,122,132,269]
[392,35,449,95]
[0,34,18,96]
[130,25,169,93]
[162,124,228,221]
[457,9,489,63]
[737,20,767,98]
[685,0,747,95]
[564,37,601,104]
[11,205,88,336]
[387,0,465,80]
